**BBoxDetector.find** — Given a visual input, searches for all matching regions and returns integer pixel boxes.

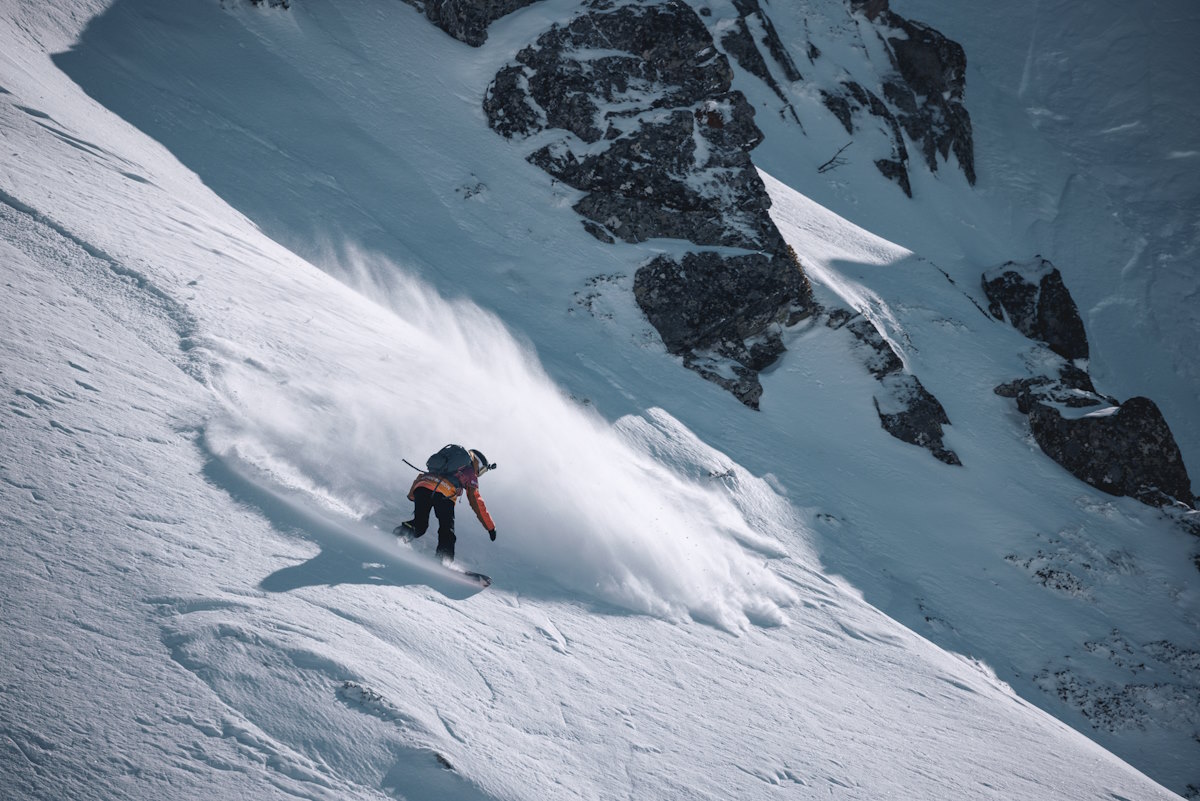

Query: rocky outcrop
[820,80,912,196]
[635,250,810,407]
[400,0,540,46]
[883,15,975,184]
[1035,397,1192,506]
[486,2,782,252]
[996,370,1193,507]
[485,0,814,406]
[983,258,1088,361]
[822,0,975,193]
[989,260,1194,507]
[828,309,960,465]
[849,0,889,19]
[719,0,803,122]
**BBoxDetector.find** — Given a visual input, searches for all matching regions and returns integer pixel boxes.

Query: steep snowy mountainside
[752,0,1200,477]
[3,13,1184,796]
[759,169,1199,791]
[2,1,1197,799]
[697,7,1200,784]
[53,0,1195,502]
[688,0,1195,488]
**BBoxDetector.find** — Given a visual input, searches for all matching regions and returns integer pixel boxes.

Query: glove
[488,529,497,542]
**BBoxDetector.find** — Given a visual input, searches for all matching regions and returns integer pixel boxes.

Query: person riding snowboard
[396,445,496,564]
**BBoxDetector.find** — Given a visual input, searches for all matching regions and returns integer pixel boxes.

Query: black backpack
[426,444,473,486]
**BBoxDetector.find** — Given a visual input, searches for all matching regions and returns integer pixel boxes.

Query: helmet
[469,449,496,475]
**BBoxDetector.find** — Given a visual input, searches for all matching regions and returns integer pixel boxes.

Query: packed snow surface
[2,1,1195,800]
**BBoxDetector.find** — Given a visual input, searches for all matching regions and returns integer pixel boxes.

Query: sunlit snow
[1,1,1195,800]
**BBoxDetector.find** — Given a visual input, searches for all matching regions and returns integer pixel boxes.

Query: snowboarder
[396,445,497,563]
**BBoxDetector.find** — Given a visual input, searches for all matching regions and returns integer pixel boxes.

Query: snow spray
[207,247,798,630]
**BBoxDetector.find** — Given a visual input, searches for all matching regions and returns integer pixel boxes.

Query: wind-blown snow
[204,248,798,630]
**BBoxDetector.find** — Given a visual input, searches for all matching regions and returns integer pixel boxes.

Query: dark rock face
[720,0,802,122]
[1027,397,1194,507]
[849,0,890,19]
[884,16,975,184]
[529,100,776,250]
[827,309,960,465]
[401,0,540,46]
[821,3,975,192]
[635,251,810,407]
[486,3,732,140]
[635,251,801,353]
[821,81,913,196]
[988,259,1194,507]
[486,2,781,252]
[983,258,1089,361]
[485,0,814,406]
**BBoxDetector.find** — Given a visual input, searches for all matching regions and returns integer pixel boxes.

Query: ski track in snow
[1,1,1195,800]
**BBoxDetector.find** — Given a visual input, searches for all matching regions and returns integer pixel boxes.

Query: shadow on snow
[200,441,486,601]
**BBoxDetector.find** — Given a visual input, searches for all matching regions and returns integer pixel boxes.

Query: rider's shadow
[259,547,416,593]
[202,448,482,601]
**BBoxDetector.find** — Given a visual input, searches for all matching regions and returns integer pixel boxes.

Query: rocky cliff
[821,0,976,196]
[987,258,1194,509]
[484,0,814,407]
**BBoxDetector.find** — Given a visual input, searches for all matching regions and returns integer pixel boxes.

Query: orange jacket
[409,472,495,532]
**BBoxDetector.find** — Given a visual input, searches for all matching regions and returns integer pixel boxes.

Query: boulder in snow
[990,261,1193,507]
[1025,396,1194,507]
[827,309,960,465]
[983,258,1089,361]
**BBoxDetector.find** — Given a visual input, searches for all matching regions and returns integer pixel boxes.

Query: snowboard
[454,569,492,589]
[394,525,491,588]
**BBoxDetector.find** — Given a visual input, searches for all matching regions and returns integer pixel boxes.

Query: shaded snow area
[1,2,1195,800]
[887,0,1200,477]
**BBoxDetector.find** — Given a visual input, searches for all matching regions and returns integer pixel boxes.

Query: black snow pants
[411,485,457,560]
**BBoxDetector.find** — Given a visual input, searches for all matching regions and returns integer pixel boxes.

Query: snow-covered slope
[893,0,1200,477]
[749,0,1200,475]
[1,1,1195,799]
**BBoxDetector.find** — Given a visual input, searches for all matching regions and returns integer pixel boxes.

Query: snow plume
[204,249,797,630]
